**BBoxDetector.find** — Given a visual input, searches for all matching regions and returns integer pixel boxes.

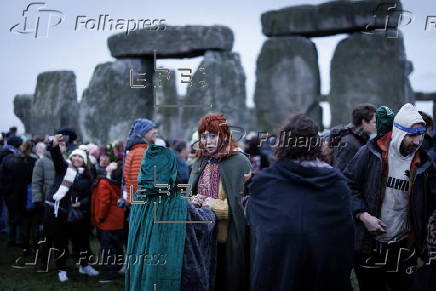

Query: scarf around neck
[198,157,220,199]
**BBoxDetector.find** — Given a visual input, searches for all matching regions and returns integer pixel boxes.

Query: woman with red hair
[188,113,252,291]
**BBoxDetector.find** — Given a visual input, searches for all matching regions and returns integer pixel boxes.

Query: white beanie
[69,149,88,165]
[391,103,425,157]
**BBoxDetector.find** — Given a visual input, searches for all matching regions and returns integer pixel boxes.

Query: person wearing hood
[120,118,157,272]
[345,103,436,291]
[122,118,157,204]
[126,144,216,291]
[246,114,354,291]
[43,134,99,282]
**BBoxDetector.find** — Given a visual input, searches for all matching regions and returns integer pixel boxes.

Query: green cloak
[126,145,188,291]
[188,152,252,291]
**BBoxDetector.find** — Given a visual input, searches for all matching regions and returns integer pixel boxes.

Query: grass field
[0,238,124,291]
[0,237,360,291]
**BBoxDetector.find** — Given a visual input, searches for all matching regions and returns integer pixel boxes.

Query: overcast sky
[1,0,435,133]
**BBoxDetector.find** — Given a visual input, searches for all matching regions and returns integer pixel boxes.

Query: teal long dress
[126,145,188,291]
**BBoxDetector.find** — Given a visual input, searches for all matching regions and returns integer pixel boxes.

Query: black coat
[333,130,369,172]
[247,159,354,291]
[344,139,436,255]
[0,146,18,195]
[45,143,93,223]
[0,152,36,218]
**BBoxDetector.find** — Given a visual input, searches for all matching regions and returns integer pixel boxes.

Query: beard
[400,142,419,157]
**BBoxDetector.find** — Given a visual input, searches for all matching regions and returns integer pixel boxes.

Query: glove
[53,185,68,201]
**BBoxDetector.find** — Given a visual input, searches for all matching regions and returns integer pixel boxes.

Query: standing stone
[153,71,182,140]
[330,32,413,126]
[181,51,247,140]
[254,37,320,131]
[404,60,414,104]
[306,100,324,132]
[31,71,80,136]
[108,26,234,59]
[13,94,33,134]
[79,59,153,144]
[261,0,403,37]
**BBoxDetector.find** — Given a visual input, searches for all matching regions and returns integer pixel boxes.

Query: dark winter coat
[0,152,36,218]
[188,152,252,291]
[45,143,93,224]
[0,145,19,195]
[344,136,436,255]
[333,128,369,172]
[247,159,354,291]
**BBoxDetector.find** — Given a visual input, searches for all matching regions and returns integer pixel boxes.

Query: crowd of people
[0,103,434,291]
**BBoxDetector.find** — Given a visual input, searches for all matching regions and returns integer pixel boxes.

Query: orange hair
[196,113,239,158]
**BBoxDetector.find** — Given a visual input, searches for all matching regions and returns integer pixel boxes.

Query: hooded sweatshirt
[377,103,425,242]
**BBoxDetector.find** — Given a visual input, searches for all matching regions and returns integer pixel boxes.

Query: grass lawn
[0,236,361,291]
[0,237,124,291]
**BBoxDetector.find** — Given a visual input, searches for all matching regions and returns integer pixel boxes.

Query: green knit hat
[376,106,395,139]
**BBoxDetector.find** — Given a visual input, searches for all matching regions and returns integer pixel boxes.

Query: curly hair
[195,113,239,158]
[274,114,321,160]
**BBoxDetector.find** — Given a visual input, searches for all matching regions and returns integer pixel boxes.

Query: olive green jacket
[188,152,252,291]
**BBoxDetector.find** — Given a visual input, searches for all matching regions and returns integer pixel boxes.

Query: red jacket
[91,178,124,230]
[123,144,147,203]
